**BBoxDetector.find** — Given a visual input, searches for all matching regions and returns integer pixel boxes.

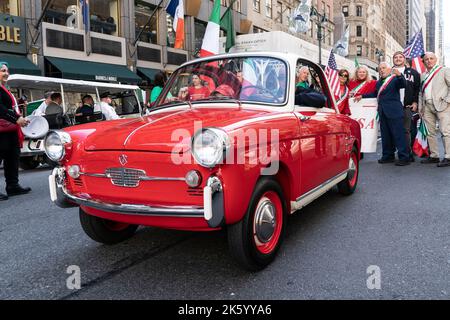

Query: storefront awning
[1,54,41,76]
[137,67,161,85]
[45,57,142,84]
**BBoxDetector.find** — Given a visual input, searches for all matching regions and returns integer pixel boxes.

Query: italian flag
[413,119,430,157]
[200,0,221,57]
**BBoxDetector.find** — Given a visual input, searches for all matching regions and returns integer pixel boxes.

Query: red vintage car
[46,52,361,271]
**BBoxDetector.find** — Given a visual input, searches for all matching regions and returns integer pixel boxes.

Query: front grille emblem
[119,154,128,166]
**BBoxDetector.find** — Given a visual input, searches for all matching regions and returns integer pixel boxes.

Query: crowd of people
[334,51,449,168]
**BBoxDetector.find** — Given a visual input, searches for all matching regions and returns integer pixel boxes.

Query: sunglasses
[339,74,349,78]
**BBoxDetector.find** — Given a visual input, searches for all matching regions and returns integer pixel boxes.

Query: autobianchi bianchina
[46,52,361,271]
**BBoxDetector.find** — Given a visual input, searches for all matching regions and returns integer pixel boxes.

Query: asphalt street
[1,150,449,300]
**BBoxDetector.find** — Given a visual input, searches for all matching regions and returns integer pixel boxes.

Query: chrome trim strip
[291,170,349,213]
[62,190,204,217]
[79,172,186,182]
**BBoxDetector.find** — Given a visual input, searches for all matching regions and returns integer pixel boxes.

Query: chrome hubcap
[254,197,276,243]
[348,156,357,181]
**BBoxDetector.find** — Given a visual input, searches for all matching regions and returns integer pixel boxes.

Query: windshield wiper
[190,96,242,107]
[150,100,192,112]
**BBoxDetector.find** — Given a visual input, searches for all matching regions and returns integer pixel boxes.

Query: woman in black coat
[0,62,31,201]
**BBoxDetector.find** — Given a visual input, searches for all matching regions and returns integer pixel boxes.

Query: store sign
[95,75,117,82]
[0,14,26,54]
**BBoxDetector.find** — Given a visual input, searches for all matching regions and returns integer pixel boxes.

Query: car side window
[295,60,329,109]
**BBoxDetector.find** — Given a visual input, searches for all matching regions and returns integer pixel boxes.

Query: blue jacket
[363,75,406,119]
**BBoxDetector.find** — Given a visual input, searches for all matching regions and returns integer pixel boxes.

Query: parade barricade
[349,98,379,153]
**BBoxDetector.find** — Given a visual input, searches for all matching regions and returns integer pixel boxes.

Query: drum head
[21,115,49,139]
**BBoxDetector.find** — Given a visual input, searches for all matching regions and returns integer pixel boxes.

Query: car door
[294,60,347,195]
[295,107,343,194]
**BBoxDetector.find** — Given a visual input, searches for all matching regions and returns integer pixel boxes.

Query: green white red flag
[413,119,429,157]
[200,0,221,57]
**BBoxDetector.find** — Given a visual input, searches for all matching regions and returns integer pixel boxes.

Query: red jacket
[348,80,377,96]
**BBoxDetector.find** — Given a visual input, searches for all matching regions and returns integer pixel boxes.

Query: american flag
[325,51,341,99]
[403,30,426,74]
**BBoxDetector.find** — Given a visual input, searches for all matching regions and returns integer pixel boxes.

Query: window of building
[42,0,78,27]
[285,7,291,27]
[0,0,19,15]
[41,0,118,36]
[253,26,267,33]
[356,6,362,17]
[356,25,362,37]
[194,19,207,55]
[253,0,260,13]
[342,6,348,17]
[276,1,282,23]
[357,45,363,56]
[90,0,119,35]
[166,14,176,48]
[135,0,158,45]
[265,0,272,18]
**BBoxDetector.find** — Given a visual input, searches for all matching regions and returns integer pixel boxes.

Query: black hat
[100,92,111,99]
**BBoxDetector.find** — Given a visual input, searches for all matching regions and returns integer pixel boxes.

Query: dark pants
[0,132,20,188]
[379,110,409,161]
[403,108,413,154]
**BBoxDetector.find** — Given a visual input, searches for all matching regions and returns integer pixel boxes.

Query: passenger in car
[187,73,211,101]
[296,66,311,89]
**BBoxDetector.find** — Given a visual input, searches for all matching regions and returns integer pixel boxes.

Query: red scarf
[1,84,24,147]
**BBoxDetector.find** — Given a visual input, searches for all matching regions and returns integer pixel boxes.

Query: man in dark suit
[393,52,421,162]
[355,62,409,166]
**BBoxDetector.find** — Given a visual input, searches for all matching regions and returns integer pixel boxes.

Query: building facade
[406,0,427,45]
[334,0,406,69]
[247,0,335,50]
[424,0,444,62]
[0,0,248,86]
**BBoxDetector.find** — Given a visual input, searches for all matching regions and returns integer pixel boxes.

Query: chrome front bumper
[20,138,46,157]
[49,167,225,228]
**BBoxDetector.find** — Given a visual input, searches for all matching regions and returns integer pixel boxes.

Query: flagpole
[134,0,166,47]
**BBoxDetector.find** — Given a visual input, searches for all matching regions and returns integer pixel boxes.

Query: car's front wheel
[227,178,287,271]
[79,208,138,245]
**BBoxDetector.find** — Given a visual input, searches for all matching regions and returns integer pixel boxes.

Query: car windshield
[155,57,288,107]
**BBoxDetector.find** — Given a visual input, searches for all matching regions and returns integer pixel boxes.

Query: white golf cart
[7,74,145,170]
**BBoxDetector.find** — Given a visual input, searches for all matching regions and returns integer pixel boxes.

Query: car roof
[7,74,140,93]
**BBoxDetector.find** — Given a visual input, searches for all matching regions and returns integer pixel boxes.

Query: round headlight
[192,128,230,168]
[44,131,71,162]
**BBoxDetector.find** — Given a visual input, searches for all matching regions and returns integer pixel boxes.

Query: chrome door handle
[298,114,311,122]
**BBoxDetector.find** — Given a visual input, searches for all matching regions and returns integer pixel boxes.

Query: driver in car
[210,84,235,98]
[179,73,211,101]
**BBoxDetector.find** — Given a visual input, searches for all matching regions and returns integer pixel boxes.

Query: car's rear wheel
[19,157,40,170]
[227,178,287,271]
[79,208,138,245]
[338,146,359,196]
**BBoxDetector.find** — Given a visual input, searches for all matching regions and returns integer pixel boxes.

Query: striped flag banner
[412,119,430,157]
[166,0,185,49]
[200,0,221,57]
[325,51,340,99]
[403,30,426,74]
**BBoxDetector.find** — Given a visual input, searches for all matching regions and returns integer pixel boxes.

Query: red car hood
[81,106,272,153]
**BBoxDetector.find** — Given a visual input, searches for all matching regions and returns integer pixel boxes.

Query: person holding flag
[336,69,351,115]
[354,62,409,166]
[419,52,450,167]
